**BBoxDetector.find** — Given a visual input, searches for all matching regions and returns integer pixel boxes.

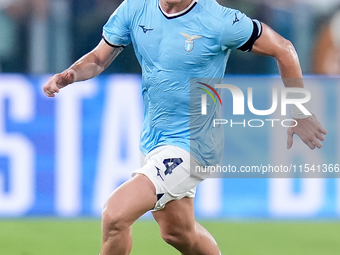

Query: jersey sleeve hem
[102,33,127,48]
[102,34,126,48]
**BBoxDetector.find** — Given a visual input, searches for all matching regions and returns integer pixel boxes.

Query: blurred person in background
[221,0,340,74]
[0,0,26,72]
[0,0,48,73]
[313,9,340,75]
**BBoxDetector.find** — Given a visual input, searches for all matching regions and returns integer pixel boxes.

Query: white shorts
[132,145,210,211]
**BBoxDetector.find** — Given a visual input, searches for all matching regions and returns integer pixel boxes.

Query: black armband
[237,20,263,52]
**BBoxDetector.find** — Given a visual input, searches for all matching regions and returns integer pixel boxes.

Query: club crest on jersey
[180,33,202,52]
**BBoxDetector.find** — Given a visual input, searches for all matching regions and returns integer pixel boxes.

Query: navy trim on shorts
[157,194,164,201]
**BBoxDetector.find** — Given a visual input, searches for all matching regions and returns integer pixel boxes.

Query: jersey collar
[159,0,198,19]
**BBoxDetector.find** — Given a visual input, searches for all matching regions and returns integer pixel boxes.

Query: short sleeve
[102,0,131,47]
[220,10,254,51]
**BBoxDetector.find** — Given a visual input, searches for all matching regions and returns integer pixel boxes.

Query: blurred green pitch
[1,219,339,255]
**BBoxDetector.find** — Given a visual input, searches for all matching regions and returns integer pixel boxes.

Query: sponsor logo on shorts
[156,158,184,181]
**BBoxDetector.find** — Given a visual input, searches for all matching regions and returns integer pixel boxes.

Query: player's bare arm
[251,23,327,149]
[43,39,123,97]
[252,23,303,80]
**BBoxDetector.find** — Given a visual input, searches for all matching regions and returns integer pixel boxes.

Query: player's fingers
[52,84,60,93]
[302,130,321,149]
[305,139,316,150]
[43,88,55,97]
[315,132,325,142]
[319,126,327,135]
[312,137,323,149]
[43,84,54,97]
[287,128,294,149]
[43,77,60,97]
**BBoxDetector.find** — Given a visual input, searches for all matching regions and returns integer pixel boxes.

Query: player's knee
[160,227,193,248]
[101,208,129,240]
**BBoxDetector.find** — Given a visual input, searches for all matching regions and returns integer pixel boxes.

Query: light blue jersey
[103,0,259,165]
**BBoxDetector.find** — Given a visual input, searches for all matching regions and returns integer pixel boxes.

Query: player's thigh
[102,174,157,228]
[152,197,196,235]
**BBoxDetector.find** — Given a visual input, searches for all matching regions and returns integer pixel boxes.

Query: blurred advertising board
[0,74,339,218]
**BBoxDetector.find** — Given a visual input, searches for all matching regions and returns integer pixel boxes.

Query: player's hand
[287,114,327,150]
[43,69,77,97]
